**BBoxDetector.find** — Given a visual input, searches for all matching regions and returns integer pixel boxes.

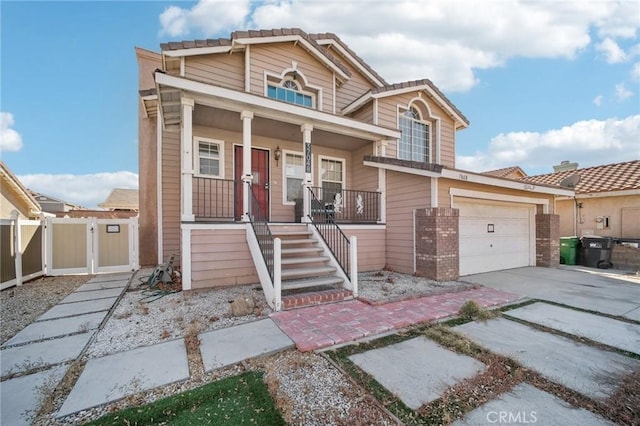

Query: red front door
[235,146,270,220]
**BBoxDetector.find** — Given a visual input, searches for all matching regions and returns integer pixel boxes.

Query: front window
[398,107,429,163]
[284,152,304,202]
[320,158,344,203]
[196,138,223,177]
[267,79,313,108]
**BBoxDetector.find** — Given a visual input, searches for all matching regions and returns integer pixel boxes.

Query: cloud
[596,38,627,63]
[592,95,603,106]
[0,112,23,152]
[632,62,640,82]
[614,83,633,102]
[18,171,138,209]
[456,115,640,174]
[159,0,640,91]
[159,0,250,37]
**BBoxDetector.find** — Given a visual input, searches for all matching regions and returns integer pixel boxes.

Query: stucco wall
[556,194,640,238]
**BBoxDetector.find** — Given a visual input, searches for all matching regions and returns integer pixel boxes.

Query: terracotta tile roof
[484,166,527,179]
[160,28,351,78]
[98,188,139,211]
[308,32,388,85]
[522,160,640,194]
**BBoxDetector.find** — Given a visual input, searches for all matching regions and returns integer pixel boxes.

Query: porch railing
[307,187,351,279]
[249,184,274,281]
[193,177,237,220]
[309,187,380,223]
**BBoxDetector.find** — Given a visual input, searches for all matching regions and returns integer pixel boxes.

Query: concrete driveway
[462,266,640,321]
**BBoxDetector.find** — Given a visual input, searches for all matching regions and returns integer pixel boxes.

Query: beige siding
[385,171,431,274]
[249,43,334,113]
[351,144,378,192]
[343,227,385,271]
[376,92,458,167]
[190,228,258,289]
[162,130,181,264]
[350,102,374,124]
[336,60,376,113]
[185,53,244,91]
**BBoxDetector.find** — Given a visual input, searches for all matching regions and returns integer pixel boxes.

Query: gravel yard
[5,269,475,424]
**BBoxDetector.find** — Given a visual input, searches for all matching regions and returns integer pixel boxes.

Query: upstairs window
[267,79,313,108]
[398,107,430,163]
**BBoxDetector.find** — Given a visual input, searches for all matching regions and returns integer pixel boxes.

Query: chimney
[553,160,579,173]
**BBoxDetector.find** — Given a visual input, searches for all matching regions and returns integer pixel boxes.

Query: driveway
[462,266,640,321]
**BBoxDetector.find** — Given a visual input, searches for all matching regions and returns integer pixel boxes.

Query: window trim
[264,68,323,110]
[194,136,225,179]
[282,149,308,205]
[397,105,432,163]
[318,155,346,195]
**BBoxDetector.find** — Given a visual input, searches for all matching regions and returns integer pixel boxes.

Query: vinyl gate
[45,217,138,275]
[0,219,44,290]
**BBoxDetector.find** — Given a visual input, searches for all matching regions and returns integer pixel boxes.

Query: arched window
[398,106,429,163]
[267,76,313,108]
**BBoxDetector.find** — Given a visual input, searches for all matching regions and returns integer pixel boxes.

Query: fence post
[274,238,282,311]
[350,235,358,297]
[11,211,23,286]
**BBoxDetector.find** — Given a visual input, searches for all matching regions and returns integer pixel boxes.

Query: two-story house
[137,29,572,311]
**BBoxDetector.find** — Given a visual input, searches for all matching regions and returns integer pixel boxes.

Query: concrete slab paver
[3,312,107,347]
[349,336,485,410]
[452,383,614,426]
[455,318,640,400]
[37,297,117,321]
[57,338,189,418]
[0,366,68,426]
[59,287,124,304]
[86,273,132,284]
[1,332,92,377]
[506,302,640,354]
[75,280,129,292]
[199,319,294,372]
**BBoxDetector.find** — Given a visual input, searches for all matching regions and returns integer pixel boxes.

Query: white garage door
[457,198,535,276]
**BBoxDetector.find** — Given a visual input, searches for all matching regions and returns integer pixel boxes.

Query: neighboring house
[30,191,80,214]
[484,166,527,180]
[1,162,41,219]
[523,160,640,239]
[98,188,139,212]
[137,28,572,310]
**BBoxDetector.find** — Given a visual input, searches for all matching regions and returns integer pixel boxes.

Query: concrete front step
[281,256,330,265]
[282,276,344,291]
[282,288,353,310]
[281,265,336,279]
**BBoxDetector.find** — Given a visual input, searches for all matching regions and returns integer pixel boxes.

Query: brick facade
[536,214,560,267]
[415,208,459,281]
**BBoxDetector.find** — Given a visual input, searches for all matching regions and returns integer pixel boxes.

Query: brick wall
[536,214,560,267]
[415,208,459,281]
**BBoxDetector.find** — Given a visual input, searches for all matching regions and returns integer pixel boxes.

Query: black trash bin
[579,236,613,269]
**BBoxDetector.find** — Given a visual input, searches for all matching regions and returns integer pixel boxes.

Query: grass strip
[84,371,285,426]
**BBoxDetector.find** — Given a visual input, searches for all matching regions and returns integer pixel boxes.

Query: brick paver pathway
[270,287,520,351]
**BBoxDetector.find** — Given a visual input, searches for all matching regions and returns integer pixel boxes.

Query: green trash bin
[559,237,580,265]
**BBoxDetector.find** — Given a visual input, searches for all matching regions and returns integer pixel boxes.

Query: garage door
[457,198,535,276]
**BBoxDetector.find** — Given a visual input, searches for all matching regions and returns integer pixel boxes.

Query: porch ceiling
[193,104,372,150]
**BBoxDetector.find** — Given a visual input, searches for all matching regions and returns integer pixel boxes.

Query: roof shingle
[522,160,640,194]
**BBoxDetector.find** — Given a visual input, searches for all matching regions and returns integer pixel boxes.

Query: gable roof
[161,28,351,82]
[522,160,640,194]
[0,161,41,215]
[484,166,527,179]
[98,188,139,211]
[309,32,387,87]
[342,79,470,129]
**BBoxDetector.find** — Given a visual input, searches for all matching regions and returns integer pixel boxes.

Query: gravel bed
[358,270,475,303]
[0,275,90,345]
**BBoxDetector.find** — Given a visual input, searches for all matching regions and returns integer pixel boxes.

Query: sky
[1,0,639,208]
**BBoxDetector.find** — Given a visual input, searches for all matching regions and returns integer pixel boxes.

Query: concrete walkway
[0,273,131,426]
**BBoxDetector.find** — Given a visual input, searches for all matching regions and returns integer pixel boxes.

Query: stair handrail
[248,184,275,282]
[307,187,351,279]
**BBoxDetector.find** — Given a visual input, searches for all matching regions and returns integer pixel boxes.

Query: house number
[304,142,311,173]
[459,174,468,181]
[524,184,535,191]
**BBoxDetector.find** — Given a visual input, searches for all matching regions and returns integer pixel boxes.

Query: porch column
[181,98,195,222]
[241,110,254,221]
[301,123,313,222]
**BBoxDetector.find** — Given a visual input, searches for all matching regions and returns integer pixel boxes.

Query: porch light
[274,146,282,166]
